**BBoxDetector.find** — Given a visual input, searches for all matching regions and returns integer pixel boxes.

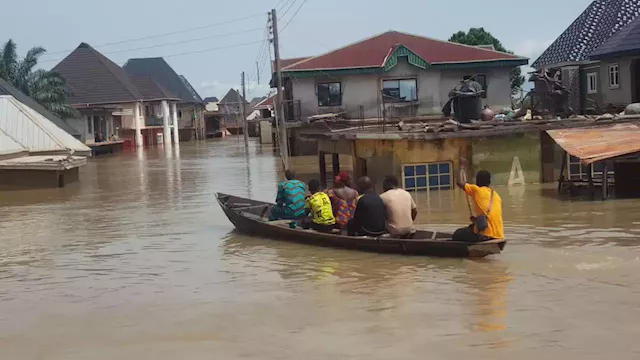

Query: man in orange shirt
[453,170,504,242]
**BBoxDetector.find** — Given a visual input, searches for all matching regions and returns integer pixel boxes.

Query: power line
[40,27,264,64]
[42,13,266,57]
[281,0,309,32]
[280,0,297,19]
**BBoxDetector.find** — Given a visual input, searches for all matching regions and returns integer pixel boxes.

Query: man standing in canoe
[269,169,306,221]
[326,171,358,229]
[454,170,504,242]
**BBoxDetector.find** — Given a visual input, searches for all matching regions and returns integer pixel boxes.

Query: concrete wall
[353,138,471,192]
[599,56,633,106]
[471,134,541,186]
[289,58,514,119]
[0,167,79,189]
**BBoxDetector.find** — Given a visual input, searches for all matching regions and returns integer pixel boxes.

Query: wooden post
[332,153,340,180]
[319,151,327,188]
[558,151,567,194]
[587,163,594,199]
[271,8,289,168]
[240,72,248,149]
[602,163,609,200]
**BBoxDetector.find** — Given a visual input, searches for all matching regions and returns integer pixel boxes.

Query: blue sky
[2,0,592,99]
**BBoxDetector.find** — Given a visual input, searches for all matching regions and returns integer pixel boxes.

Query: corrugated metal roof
[0,128,27,156]
[0,95,91,154]
[546,123,640,164]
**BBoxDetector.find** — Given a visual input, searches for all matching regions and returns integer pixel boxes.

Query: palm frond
[0,39,18,82]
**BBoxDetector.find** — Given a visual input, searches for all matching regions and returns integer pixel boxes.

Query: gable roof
[179,75,204,103]
[0,95,90,154]
[203,96,219,103]
[53,43,144,105]
[218,88,248,105]
[0,128,27,156]
[0,77,81,137]
[123,58,203,104]
[591,14,640,59]
[533,0,640,68]
[130,76,180,101]
[282,30,526,72]
[254,93,275,109]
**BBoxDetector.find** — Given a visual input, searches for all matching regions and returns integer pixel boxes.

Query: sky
[1,0,594,100]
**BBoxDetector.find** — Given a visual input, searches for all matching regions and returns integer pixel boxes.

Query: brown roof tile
[284,31,524,71]
[53,43,143,106]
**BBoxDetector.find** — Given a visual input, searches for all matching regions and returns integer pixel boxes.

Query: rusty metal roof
[546,123,640,164]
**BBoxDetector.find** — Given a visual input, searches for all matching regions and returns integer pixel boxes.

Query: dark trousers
[452,224,490,243]
[301,218,334,233]
[346,218,386,237]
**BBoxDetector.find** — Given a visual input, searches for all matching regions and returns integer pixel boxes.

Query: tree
[0,39,78,119]
[449,28,525,96]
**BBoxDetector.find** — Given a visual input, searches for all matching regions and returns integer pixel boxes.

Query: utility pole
[270,8,289,169]
[256,61,260,84]
[241,72,248,148]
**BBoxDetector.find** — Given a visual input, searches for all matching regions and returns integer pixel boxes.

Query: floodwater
[1,138,640,359]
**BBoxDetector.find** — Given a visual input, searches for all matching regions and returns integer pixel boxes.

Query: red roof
[254,93,275,109]
[283,31,525,71]
[272,57,311,72]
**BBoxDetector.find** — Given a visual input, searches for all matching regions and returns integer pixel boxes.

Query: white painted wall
[289,58,514,119]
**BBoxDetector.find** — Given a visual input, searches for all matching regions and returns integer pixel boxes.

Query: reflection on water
[1,137,640,359]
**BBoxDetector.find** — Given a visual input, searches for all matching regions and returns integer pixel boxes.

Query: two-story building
[275,30,528,121]
[53,43,185,148]
[123,57,206,141]
[533,0,640,114]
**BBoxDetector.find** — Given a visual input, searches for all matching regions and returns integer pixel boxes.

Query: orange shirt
[464,184,504,239]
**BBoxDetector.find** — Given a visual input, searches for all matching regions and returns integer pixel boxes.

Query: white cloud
[198,80,271,99]
[511,39,554,92]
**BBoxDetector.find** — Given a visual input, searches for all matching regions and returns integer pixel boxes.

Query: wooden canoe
[216,193,506,258]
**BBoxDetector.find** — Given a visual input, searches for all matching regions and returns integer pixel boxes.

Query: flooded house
[0,80,90,189]
[271,30,528,156]
[297,115,640,197]
[52,43,188,152]
[532,0,640,114]
[123,58,206,141]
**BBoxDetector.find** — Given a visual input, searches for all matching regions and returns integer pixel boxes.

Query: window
[587,72,597,94]
[177,109,182,118]
[608,64,619,88]
[145,105,150,117]
[463,75,487,98]
[567,155,614,179]
[403,162,452,191]
[317,82,341,106]
[382,79,418,102]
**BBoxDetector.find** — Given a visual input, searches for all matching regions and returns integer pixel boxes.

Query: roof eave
[590,48,640,61]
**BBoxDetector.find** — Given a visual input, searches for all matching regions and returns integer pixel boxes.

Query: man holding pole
[454,162,504,243]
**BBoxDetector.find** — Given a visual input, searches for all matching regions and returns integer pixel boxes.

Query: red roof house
[272,30,528,120]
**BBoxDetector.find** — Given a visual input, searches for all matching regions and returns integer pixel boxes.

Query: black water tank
[453,94,482,124]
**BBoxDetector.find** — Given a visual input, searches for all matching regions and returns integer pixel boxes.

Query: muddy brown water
[1,138,640,359]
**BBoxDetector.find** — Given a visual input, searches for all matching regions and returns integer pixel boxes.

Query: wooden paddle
[459,163,474,221]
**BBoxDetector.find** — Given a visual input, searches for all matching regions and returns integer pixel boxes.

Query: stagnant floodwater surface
[1,138,640,359]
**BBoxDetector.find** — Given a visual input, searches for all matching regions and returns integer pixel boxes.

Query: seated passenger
[347,176,387,236]
[302,179,336,233]
[326,171,358,229]
[453,170,504,243]
[380,175,417,237]
[268,169,306,221]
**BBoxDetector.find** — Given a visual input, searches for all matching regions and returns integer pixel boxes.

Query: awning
[546,123,640,164]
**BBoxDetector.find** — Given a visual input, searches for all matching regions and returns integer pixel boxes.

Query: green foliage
[449,28,526,95]
[0,39,78,119]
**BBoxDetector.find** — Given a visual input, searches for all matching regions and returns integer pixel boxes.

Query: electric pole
[270,8,289,169]
[241,72,248,148]
[256,61,260,84]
